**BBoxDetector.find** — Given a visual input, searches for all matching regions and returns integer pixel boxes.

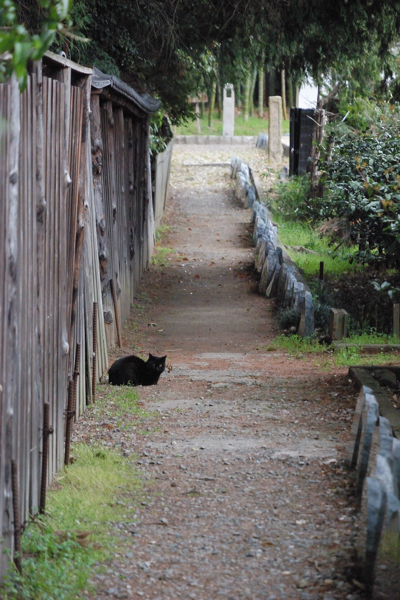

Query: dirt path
[83,145,364,600]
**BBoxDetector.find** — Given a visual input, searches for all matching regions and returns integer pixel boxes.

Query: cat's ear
[148,353,153,359]
[161,355,167,362]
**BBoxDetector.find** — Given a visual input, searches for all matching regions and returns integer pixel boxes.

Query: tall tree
[14,0,400,122]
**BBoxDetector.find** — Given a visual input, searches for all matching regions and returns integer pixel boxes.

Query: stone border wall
[230,156,314,337]
[348,385,400,597]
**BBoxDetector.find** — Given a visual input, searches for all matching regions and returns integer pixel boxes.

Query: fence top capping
[92,66,161,115]
[44,50,93,75]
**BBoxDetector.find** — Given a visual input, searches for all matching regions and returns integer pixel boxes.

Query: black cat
[108,353,167,386]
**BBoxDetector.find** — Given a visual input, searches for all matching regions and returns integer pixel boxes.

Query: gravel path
[80,144,366,600]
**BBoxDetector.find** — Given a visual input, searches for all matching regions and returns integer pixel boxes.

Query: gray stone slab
[253,215,266,243]
[298,290,314,337]
[356,393,380,499]
[266,262,281,298]
[256,239,267,273]
[392,438,400,494]
[293,282,305,314]
[230,156,242,179]
[365,477,387,594]
[276,263,288,303]
[284,273,296,309]
[378,416,394,459]
[240,163,250,183]
[256,132,268,149]
[259,246,276,294]
[348,386,372,468]
[376,454,397,497]
[246,186,256,209]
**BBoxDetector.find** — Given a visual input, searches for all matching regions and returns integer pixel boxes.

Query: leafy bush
[276,307,299,330]
[320,112,400,267]
[272,174,322,224]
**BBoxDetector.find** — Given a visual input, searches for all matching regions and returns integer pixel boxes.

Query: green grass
[272,217,358,278]
[175,110,290,136]
[267,334,400,368]
[93,384,153,429]
[155,223,170,243]
[341,332,400,345]
[2,444,142,599]
[151,245,174,267]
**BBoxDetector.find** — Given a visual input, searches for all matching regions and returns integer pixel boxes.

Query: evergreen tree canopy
[14,0,400,122]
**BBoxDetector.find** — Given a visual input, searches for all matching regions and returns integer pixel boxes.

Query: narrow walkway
[90,145,362,600]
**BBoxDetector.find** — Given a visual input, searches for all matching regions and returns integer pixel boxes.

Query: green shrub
[319,111,400,267]
[272,174,322,223]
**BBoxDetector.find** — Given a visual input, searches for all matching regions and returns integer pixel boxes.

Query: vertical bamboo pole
[281,70,287,121]
[64,343,80,466]
[39,402,53,513]
[110,278,122,347]
[11,461,22,574]
[92,302,98,403]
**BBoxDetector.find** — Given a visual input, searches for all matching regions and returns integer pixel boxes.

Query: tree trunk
[208,80,217,126]
[281,69,287,121]
[258,66,264,118]
[243,71,251,121]
[269,71,276,97]
[217,83,222,119]
[287,73,294,110]
[195,102,201,133]
[249,68,257,117]
[309,109,326,198]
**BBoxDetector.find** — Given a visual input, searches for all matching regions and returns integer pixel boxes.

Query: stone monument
[268,96,282,163]
[223,84,235,137]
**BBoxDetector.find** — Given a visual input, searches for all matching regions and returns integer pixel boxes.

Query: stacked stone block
[349,385,400,596]
[231,157,314,337]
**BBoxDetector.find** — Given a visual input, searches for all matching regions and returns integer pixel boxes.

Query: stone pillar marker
[329,308,349,341]
[268,96,282,163]
[223,84,235,136]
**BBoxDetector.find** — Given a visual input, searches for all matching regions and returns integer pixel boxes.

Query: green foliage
[149,111,168,157]
[151,246,174,267]
[176,111,290,136]
[333,347,399,368]
[273,218,357,279]
[276,307,299,330]
[2,443,142,599]
[266,334,323,355]
[267,334,399,367]
[2,0,72,90]
[309,280,335,331]
[320,112,400,267]
[94,384,152,429]
[272,174,319,223]
[49,0,400,125]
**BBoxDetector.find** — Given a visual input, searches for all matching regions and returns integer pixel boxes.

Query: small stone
[179,464,187,470]
[159,518,168,525]
[297,579,308,589]
[171,481,177,487]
